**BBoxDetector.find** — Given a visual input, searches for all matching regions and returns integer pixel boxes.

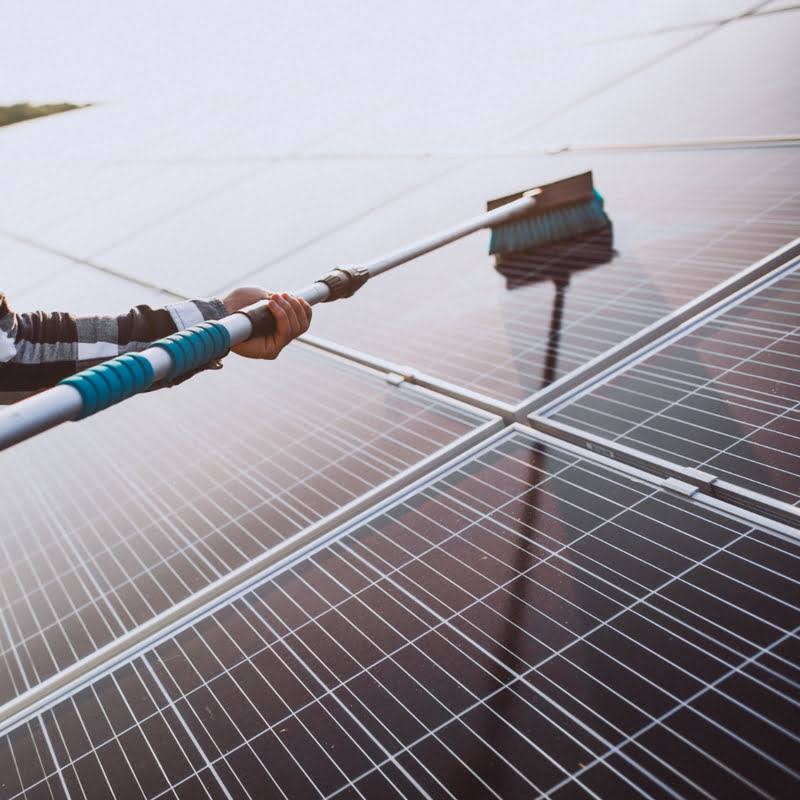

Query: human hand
[222,287,312,360]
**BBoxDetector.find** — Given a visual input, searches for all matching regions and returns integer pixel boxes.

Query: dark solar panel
[250,147,800,410]
[2,429,798,799]
[544,258,800,516]
[0,345,496,707]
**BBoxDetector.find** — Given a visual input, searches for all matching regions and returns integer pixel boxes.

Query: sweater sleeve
[0,293,229,392]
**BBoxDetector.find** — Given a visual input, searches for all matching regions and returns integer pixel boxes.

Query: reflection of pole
[481,443,548,799]
[542,277,569,390]
[481,250,594,790]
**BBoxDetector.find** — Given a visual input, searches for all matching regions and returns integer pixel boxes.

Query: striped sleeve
[0,293,228,391]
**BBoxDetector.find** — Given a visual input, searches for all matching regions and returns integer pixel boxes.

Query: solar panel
[539,257,800,522]
[0,345,498,707]
[244,147,800,412]
[2,428,797,799]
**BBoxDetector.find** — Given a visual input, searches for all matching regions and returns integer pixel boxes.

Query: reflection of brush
[494,222,616,389]
[487,171,609,255]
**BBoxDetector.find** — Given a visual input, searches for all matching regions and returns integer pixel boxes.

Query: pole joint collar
[319,265,369,301]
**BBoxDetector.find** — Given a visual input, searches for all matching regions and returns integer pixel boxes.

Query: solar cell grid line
[6,440,616,796]
[4,346,482,548]
[346,476,788,700]
[488,275,677,383]
[42,667,223,800]
[149,610,357,799]
[2,482,136,685]
[150,604,438,799]
[40,662,217,800]
[295,149,800,412]
[146,613,385,800]
[82,381,485,555]
[449,505,800,695]
[520,253,800,399]
[195,587,442,796]
[268,550,591,797]
[366,568,796,792]
[535,301,799,429]
[542,257,800,516]
[376,462,800,708]
[154,635,401,800]
[10,418,792,736]
[609,304,798,452]
[169,600,434,800]
[304,540,656,797]
[31,465,214,627]
[139,660,246,800]
[565,628,800,800]
[137,370,488,525]
[7,438,225,597]
[188,434,792,796]
[1,717,62,800]
[278,555,561,799]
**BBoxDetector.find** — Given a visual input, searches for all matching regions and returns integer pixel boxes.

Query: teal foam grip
[150,321,231,380]
[61,352,155,419]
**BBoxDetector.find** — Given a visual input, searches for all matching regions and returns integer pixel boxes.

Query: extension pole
[0,195,538,451]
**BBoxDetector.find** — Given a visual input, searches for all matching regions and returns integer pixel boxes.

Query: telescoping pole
[0,195,537,451]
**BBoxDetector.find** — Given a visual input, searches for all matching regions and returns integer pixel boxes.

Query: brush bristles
[489,190,609,255]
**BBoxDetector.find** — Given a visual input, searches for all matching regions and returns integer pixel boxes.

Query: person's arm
[0,288,311,392]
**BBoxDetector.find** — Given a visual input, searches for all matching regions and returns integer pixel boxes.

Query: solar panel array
[2,4,799,799]
[2,430,799,799]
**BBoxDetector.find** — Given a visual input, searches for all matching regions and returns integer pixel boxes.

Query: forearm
[0,293,228,391]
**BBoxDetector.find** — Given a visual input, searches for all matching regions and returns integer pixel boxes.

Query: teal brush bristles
[489,189,609,255]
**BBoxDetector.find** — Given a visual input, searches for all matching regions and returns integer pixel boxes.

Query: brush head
[487,172,610,255]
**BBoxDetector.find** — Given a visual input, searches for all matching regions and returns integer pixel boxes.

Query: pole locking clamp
[318,265,369,301]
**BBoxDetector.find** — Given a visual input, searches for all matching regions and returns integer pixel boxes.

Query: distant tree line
[0,102,90,128]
